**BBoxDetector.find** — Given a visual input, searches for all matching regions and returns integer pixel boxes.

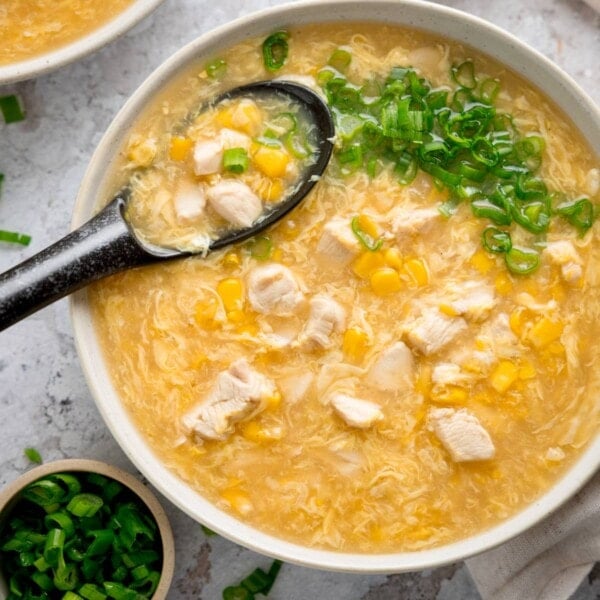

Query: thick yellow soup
[90,24,600,552]
[0,0,135,65]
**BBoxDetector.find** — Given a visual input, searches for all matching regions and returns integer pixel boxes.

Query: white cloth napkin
[466,471,600,600]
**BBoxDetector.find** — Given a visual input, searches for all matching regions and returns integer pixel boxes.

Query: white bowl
[0,0,165,85]
[71,0,600,573]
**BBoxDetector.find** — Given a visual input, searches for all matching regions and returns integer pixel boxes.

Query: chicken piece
[173,183,206,224]
[392,207,439,238]
[428,408,495,462]
[367,341,414,391]
[404,308,468,356]
[446,281,496,321]
[331,393,384,429]
[219,128,252,151]
[544,240,583,285]
[182,359,275,441]
[298,295,346,349]
[206,180,263,228]
[431,362,472,386]
[247,263,304,316]
[316,217,361,264]
[478,313,519,358]
[193,139,223,175]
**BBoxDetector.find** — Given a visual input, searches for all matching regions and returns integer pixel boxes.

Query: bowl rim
[0,0,165,85]
[0,458,175,599]
[70,0,600,573]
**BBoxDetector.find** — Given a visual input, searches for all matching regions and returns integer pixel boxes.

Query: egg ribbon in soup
[90,24,600,553]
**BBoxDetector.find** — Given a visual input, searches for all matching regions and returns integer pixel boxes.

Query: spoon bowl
[0,81,334,332]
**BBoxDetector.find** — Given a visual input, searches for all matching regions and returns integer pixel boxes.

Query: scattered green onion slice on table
[222,560,283,600]
[24,447,43,464]
[0,94,25,123]
[0,230,31,246]
[262,31,289,71]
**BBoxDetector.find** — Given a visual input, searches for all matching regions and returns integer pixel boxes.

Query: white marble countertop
[0,0,598,598]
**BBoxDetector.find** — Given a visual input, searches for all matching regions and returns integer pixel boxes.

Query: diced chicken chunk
[478,313,519,358]
[431,362,472,386]
[219,128,252,151]
[247,263,304,316]
[367,341,414,391]
[316,217,361,264]
[298,295,346,348]
[182,359,275,441]
[392,207,439,238]
[405,308,468,356]
[174,184,206,224]
[331,393,383,429]
[544,240,583,285]
[206,180,262,228]
[193,139,223,175]
[428,408,495,462]
[446,281,496,321]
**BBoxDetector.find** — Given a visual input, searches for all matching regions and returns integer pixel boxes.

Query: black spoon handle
[0,197,154,332]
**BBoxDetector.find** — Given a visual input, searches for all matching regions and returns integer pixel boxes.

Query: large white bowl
[0,0,164,84]
[71,0,600,572]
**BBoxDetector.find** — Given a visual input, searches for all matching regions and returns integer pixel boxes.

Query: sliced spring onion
[223,586,253,600]
[247,236,273,261]
[205,58,227,79]
[23,479,66,506]
[222,560,283,599]
[505,246,540,275]
[351,216,383,252]
[451,60,477,89]
[262,31,289,71]
[223,147,249,173]
[24,447,43,464]
[0,94,25,123]
[0,229,32,246]
[482,227,512,253]
[556,197,595,232]
[478,77,500,104]
[66,494,103,518]
[328,47,352,72]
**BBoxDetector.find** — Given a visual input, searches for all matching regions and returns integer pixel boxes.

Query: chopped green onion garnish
[262,31,289,71]
[66,494,103,518]
[0,229,32,246]
[482,227,512,253]
[222,560,283,599]
[247,236,273,261]
[0,94,25,123]
[223,147,249,173]
[24,447,43,464]
[451,60,477,89]
[556,197,595,233]
[351,216,383,252]
[206,58,227,79]
[505,246,540,275]
[328,47,352,72]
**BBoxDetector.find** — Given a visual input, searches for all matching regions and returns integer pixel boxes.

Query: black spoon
[0,81,335,332]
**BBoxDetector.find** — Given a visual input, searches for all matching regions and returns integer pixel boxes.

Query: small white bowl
[0,0,165,85]
[71,0,600,573]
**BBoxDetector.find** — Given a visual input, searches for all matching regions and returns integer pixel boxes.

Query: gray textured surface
[0,0,598,598]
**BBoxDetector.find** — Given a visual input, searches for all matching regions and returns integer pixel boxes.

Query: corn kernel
[430,386,468,405]
[227,309,246,323]
[217,277,244,312]
[194,297,219,329]
[264,391,282,411]
[257,177,284,202]
[470,249,494,274]
[169,136,193,161]
[490,360,519,393]
[356,214,380,238]
[403,258,429,287]
[217,99,262,135]
[509,308,525,336]
[370,267,402,295]
[222,252,240,268]
[528,317,563,349]
[253,146,290,178]
[415,364,432,396]
[221,488,253,515]
[342,327,369,362]
[352,251,386,279]
[439,304,459,317]
[495,272,512,295]
[384,247,403,270]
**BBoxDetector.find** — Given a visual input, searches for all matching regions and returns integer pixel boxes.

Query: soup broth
[90,23,600,552]
[0,0,135,65]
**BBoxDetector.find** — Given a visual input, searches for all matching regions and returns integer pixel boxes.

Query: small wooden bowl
[0,459,175,599]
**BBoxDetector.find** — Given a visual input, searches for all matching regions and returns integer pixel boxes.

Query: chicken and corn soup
[0,0,135,65]
[90,24,600,552]
[125,89,319,252]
